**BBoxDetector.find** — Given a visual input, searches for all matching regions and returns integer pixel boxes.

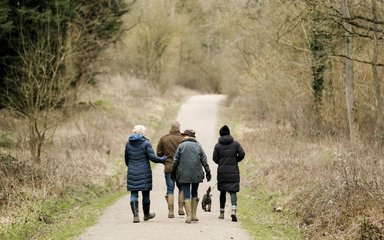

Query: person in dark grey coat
[171,129,211,223]
[213,125,245,222]
[124,125,166,223]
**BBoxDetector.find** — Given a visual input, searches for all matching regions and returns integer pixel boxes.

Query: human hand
[171,171,176,181]
[206,171,211,182]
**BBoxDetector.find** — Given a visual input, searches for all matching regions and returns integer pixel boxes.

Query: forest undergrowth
[2,1,384,239]
[228,96,384,240]
[0,74,194,239]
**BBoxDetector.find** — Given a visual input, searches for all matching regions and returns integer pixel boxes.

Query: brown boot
[218,210,224,219]
[184,200,192,223]
[178,191,185,215]
[165,194,174,218]
[191,197,199,222]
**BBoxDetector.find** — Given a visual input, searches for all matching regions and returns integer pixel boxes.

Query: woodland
[1,0,384,239]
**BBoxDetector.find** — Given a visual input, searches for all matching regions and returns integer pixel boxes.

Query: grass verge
[0,187,126,240]
[47,189,126,240]
[238,187,304,240]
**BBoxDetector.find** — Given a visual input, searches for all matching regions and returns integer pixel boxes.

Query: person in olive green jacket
[157,121,185,218]
[171,129,211,223]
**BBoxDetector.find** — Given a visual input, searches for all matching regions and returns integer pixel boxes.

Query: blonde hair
[132,125,147,136]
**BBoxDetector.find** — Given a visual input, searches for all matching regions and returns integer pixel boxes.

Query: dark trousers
[219,191,237,209]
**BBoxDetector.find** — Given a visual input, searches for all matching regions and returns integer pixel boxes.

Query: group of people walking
[124,121,245,224]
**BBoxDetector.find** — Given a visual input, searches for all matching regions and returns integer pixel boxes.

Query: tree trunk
[342,0,358,144]
[371,0,382,122]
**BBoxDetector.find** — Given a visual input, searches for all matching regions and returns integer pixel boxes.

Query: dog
[201,186,212,212]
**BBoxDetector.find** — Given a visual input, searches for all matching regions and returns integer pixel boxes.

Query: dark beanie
[219,125,230,136]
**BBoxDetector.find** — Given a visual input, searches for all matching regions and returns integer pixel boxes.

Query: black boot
[130,201,140,223]
[143,202,155,221]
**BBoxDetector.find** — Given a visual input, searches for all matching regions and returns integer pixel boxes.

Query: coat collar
[182,137,198,143]
[218,135,234,145]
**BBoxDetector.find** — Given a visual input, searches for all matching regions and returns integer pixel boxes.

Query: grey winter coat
[213,135,245,192]
[172,137,210,184]
[124,133,166,191]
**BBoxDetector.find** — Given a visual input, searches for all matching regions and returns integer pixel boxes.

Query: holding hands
[206,171,211,182]
[171,171,177,181]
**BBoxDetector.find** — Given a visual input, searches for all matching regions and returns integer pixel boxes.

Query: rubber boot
[218,209,224,219]
[165,194,174,218]
[143,202,155,221]
[130,201,140,223]
[231,207,237,222]
[178,191,185,215]
[191,197,199,222]
[184,200,192,223]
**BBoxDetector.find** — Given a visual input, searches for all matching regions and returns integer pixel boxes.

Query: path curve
[76,94,252,240]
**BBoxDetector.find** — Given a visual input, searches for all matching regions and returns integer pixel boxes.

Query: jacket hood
[218,135,234,145]
[128,133,147,146]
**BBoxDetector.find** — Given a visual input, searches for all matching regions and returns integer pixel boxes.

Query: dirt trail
[76,94,252,240]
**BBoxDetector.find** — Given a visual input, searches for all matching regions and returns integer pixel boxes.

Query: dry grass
[230,96,384,239]
[0,72,194,231]
[223,3,384,237]
[0,1,197,233]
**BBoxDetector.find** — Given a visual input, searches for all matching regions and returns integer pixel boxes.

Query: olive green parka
[172,137,211,183]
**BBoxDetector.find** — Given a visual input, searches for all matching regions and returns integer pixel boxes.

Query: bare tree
[342,0,358,144]
[64,0,137,95]
[371,0,382,123]
[2,0,136,162]
[5,10,74,163]
[137,23,173,84]
[135,5,175,86]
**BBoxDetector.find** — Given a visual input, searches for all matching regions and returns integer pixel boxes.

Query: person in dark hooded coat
[125,125,166,223]
[213,125,245,222]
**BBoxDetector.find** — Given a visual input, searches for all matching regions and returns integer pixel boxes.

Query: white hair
[132,125,147,136]
[170,121,180,131]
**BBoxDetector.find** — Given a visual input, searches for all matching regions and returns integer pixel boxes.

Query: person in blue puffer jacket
[124,125,167,223]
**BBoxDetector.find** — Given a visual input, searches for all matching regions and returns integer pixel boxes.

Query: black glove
[171,171,176,181]
[206,171,211,182]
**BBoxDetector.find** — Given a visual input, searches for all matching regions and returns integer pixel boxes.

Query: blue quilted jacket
[125,133,165,191]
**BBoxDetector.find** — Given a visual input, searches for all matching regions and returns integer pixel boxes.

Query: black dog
[201,186,212,212]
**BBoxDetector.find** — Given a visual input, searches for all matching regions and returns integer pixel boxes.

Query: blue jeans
[181,183,199,200]
[130,190,150,203]
[164,173,182,195]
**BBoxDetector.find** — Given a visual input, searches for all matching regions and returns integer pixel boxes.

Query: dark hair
[219,125,230,136]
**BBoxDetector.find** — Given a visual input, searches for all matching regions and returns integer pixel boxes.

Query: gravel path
[76,94,252,240]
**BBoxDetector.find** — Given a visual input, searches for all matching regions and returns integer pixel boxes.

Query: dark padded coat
[125,133,165,191]
[172,138,210,184]
[213,135,245,192]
